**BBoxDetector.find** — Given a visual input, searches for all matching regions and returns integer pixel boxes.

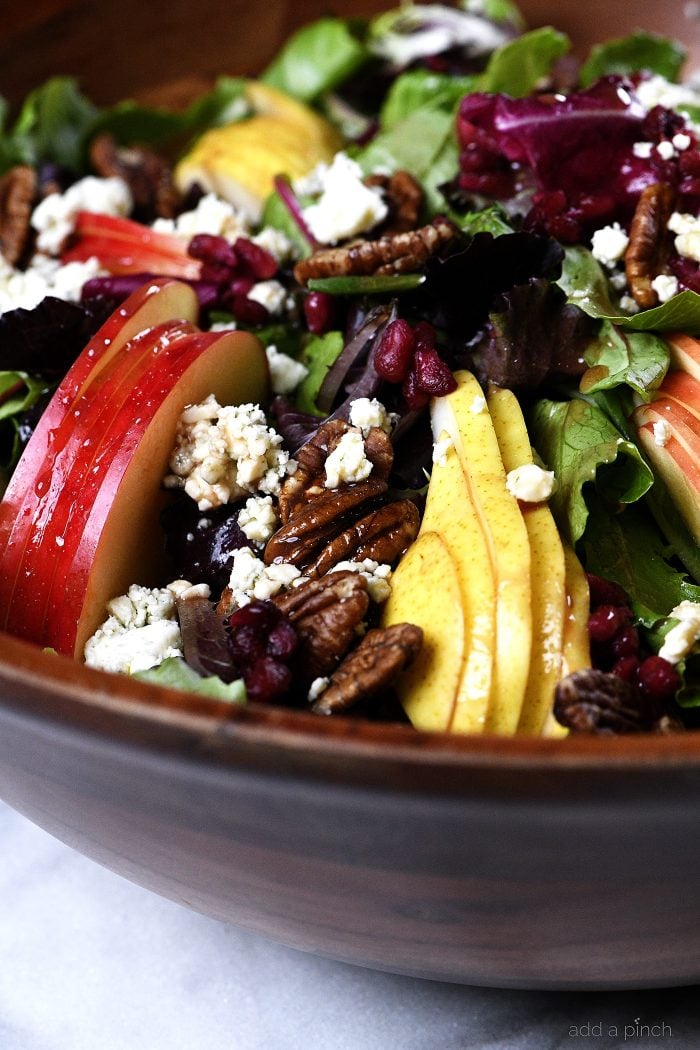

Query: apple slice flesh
[665,332,700,381]
[4,320,197,642]
[487,385,566,736]
[44,329,269,656]
[421,432,495,733]
[381,531,466,733]
[633,403,700,542]
[0,278,199,628]
[432,371,532,734]
[657,370,700,422]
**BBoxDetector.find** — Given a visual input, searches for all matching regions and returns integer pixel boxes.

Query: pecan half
[273,571,369,681]
[624,182,675,309]
[0,165,37,266]
[277,419,393,524]
[553,669,683,734]
[311,622,423,715]
[365,170,424,233]
[293,218,457,285]
[305,499,419,578]
[264,478,388,569]
[90,132,181,220]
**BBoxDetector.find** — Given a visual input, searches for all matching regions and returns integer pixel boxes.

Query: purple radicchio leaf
[270,396,324,453]
[316,302,396,413]
[0,295,115,377]
[161,497,252,599]
[470,277,596,392]
[177,596,239,683]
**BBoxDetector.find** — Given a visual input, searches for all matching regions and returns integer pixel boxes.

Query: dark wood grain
[2,0,700,990]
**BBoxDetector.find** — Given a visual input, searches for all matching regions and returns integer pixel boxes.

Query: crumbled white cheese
[432,435,453,466]
[656,140,676,161]
[635,75,700,114]
[505,463,556,502]
[324,430,373,488]
[83,583,184,674]
[31,176,132,255]
[673,132,692,151]
[165,396,296,511]
[227,547,301,606]
[651,273,679,303]
[252,226,295,264]
[167,579,212,601]
[632,141,654,159]
[348,397,395,436]
[308,676,330,702]
[470,395,487,414]
[330,559,393,603]
[590,223,629,267]
[0,253,105,314]
[265,344,308,395]
[302,153,388,245]
[668,211,700,262]
[237,494,278,546]
[658,601,700,664]
[152,192,250,241]
[248,279,286,316]
[653,417,672,447]
[619,294,640,314]
[370,4,509,66]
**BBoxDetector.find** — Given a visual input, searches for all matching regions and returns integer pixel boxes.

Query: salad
[0,0,700,737]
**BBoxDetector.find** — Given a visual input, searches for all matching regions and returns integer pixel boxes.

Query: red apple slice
[634,402,700,542]
[38,329,269,656]
[0,278,199,628]
[656,370,700,423]
[62,211,202,278]
[664,332,700,381]
[5,320,198,640]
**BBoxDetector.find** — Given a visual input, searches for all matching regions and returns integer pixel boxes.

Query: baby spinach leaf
[11,76,98,171]
[296,330,344,416]
[262,17,368,102]
[580,31,686,88]
[579,320,669,400]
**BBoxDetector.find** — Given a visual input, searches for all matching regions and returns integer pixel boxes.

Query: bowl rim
[3,629,700,788]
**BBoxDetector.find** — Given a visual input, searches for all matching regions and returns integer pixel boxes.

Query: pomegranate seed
[611,626,640,659]
[374,319,415,382]
[303,291,335,334]
[234,237,278,280]
[188,233,238,268]
[611,655,640,682]
[230,294,269,326]
[586,574,628,609]
[588,605,631,644]
[413,346,457,396]
[636,656,681,703]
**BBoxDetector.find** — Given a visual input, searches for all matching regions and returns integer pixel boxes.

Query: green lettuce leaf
[379,69,476,129]
[530,396,653,544]
[580,494,700,625]
[10,77,98,171]
[453,203,515,237]
[478,27,569,96]
[262,17,368,102]
[462,0,526,28]
[580,31,686,88]
[579,320,669,400]
[295,330,344,415]
[134,657,246,702]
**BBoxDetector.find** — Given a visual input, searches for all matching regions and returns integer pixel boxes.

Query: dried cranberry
[303,291,335,334]
[611,625,640,659]
[637,655,682,703]
[413,345,458,396]
[227,600,277,631]
[611,655,640,683]
[234,237,278,280]
[230,276,254,297]
[244,656,293,703]
[374,318,415,382]
[588,605,631,644]
[266,619,299,660]
[402,368,430,410]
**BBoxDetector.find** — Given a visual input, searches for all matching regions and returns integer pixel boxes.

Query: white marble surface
[1,800,699,1050]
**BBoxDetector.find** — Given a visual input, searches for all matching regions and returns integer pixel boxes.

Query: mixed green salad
[1,0,700,735]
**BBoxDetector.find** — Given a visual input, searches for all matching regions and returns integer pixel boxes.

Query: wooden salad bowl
[2,0,700,990]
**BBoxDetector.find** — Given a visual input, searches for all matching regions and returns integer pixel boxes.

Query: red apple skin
[40,329,269,656]
[5,320,197,641]
[634,403,700,542]
[657,370,700,421]
[0,279,199,629]
[665,332,700,381]
[62,213,202,278]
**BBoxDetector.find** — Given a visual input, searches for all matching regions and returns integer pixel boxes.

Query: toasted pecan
[0,165,37,266]
[624,183,675,309]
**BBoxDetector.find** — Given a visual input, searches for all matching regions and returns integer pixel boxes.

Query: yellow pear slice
[432,371,531,733]
[381,530,465,732]
[175,81,342,221]
[487,385,566,736]
[422,433,495,733]
[541,546,591,738]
